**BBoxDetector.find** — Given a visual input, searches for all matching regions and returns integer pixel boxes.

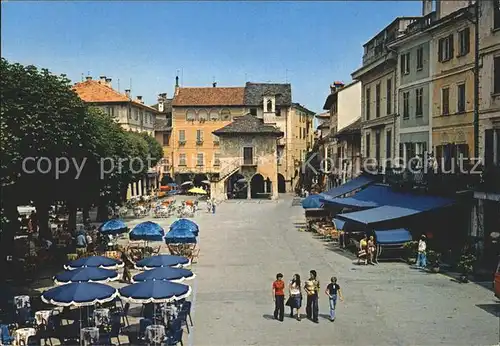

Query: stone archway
[277,174,286,193]
[193,173,208,187]
[227,172,247,199]
[250,174,265,198]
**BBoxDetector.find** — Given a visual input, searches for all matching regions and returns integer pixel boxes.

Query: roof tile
[172,87,245,106]
[213,114,283,136]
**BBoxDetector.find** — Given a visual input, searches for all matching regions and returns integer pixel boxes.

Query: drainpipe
[473,0,480,159]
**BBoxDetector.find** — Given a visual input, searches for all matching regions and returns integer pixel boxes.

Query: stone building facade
[211,114,283,200]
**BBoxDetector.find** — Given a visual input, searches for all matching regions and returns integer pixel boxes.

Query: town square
[1,0,500,345]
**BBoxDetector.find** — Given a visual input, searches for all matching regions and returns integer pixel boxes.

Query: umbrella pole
[79,307,83,346]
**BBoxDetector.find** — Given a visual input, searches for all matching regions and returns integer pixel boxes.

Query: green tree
[0,58,95,244]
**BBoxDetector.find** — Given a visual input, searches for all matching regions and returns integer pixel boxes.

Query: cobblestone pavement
[190,195,499,346]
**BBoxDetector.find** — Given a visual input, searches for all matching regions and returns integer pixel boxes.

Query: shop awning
[374,228,412,245]
[322,184,454,211]
[323,174,375,198]
[336,204,446,226]
[302,194,324,209]
[332,218,346,230]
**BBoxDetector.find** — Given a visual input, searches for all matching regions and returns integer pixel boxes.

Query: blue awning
[322,184,454,211]
[374,228,412,245]
[323,174,375,198]
[336,205,429,226]
[332,218,346,230]
[302,194,324,209]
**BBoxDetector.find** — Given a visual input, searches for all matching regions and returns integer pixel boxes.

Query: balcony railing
[404,12,436,35]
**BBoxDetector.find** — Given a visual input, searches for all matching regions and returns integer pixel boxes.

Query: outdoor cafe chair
[180,302,193,326]
[176,309,189,334]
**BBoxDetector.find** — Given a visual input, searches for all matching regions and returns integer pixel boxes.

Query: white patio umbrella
[201,180,210,185]
[181,181,193,186]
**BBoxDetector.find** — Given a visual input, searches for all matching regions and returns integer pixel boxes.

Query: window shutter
[438,39,443,62]
[399,143,404,159]
[448,34,454,57]
[485,129,494,167]
[464,27,470,54]
[406,53,410,72]
[400,55,405,73]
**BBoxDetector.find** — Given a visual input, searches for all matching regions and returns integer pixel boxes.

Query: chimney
[175,76,179,88]
[85,76,92,81]
[136,96,143,104]
[105,78,112,87]
[125,89,131,99]
[99,75,106,84]
[422,0,433,16]
[213,82,217,88]
[158,93,166,112]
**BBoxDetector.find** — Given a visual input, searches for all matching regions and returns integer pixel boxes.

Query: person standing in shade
[272,273,285,321]
[211,198,216,214]
[325,277,343,321]
[304,270,319,323]
[416,234,427,268]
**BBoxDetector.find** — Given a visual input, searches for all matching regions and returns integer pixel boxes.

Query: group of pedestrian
[358,234,377,265]
[206,198,216,214]
[272,270,344,323]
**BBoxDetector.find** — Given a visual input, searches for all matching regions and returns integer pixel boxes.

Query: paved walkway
[191,195,499,346]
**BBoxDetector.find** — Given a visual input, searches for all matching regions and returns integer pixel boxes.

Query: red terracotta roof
[73,80,129,102]
[73,80,157,111]
[172,87,245,107]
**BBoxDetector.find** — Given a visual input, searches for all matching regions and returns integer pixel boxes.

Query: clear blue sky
[2,1,421,113]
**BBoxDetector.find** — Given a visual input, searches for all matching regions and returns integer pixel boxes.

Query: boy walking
[272,273,285,321]
[304,270,320,323]
[325,277,343,321]
[416,234,427,268]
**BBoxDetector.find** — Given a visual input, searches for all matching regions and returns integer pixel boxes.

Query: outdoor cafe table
[13,295,30,309]
[13,327,36,346]
[35,309,59,325]
[94,308,110,326]
[81,327,99,346]
[146,324,166,344]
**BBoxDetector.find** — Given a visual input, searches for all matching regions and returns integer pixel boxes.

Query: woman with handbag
[287,274,302,321]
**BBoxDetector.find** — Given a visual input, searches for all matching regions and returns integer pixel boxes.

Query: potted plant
[427,250,441,273]
[457,253,476,283]
[403,241,418,264]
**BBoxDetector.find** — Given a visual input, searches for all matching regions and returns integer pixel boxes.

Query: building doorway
[277,174,286,193]
[227,173,247,199]
[250,174,265,198]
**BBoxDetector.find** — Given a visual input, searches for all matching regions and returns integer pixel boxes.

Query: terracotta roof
[213,114,283,136]
[73,80,129,102]
[172,87,245,106]
[73,80,157,111]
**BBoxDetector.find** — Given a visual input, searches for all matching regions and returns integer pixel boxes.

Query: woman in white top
[288,274,302,321]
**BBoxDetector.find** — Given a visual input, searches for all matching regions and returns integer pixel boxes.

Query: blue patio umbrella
[135,255,190,270]
[302,194,324,209]
[64,256,124,270]
[170,219,199,236]
[41,282,118,307]
[165,227,197,244]
[132,267,195,283]
[54,267,119,285]
[118,281,191,304]
[129,221,165,241]
[99,219,128,235]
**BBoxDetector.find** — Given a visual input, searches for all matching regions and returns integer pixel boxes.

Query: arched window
[221,109,231,121]
[266,99,273,112]
[186,109,196,121]
[198,109,208,122]
[209,109,219,121]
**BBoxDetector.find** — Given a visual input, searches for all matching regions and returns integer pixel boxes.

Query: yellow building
[171,84,247,185]
[429,6,475,162]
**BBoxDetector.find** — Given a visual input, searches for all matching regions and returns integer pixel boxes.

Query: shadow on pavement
[262,314,275,320]
[476,303,500,317]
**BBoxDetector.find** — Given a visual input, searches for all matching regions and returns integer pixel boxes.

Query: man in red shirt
[272,273,285,321]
